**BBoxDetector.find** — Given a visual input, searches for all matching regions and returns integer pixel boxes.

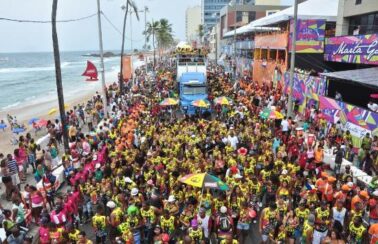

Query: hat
[237,147,248,156]
[373,190,378,197]
[360,190,369,198]
[155,164,164,171]
[162,233,170,242]
[191,219,198,227]
[347,182,354,188]
[230,166,238,174]
[106,201,116,209]
[321,172,328,178]
[95,163,101,169]
[282,169,288,175]
[327,176,337,183]
[147,179,154,185]
[308,214,315,225]
[131,188,139,196]
[234,174,243,179]
[199,207,206,213]
[124,177,133,183]
[220,206,227,213]
[341,184,351,191]
[168,195,176,203]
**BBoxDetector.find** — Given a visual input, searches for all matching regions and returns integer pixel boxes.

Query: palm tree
[144,20,160,69]
[51,0,69,150]
[157,18,174,51]
[119,0,139,93]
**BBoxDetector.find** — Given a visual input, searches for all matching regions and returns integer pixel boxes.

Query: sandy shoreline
[0,70,119,155]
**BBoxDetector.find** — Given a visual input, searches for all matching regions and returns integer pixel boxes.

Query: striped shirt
[7,159,18,174]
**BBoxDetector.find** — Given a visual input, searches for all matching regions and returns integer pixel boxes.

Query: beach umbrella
[269,111,284,120]
[159,98,179,106]
[37,119,48,127]
[0,123,7,129]
[214,96,232,105]
[214,96,233,105]
[12,127,25,134]
[28,118,40,125]
[48,108,57,115]
[179,173,229,191]
[259,107,271,119]
[191,99,210,108]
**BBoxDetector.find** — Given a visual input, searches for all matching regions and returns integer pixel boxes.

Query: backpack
[219,216,231,232]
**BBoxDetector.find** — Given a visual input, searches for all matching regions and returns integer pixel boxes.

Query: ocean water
[0,51,123,110]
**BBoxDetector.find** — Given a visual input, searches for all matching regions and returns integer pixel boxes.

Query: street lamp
[287,0,298,117]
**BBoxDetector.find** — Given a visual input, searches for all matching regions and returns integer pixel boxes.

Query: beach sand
[0,69,119,155]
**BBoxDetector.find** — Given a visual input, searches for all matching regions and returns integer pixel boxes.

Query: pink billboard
[324,34,378,65]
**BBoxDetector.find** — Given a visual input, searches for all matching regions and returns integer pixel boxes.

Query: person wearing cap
[187,219,204,243]
[216,206,233,240]
[196,207,212,241]
[129,187,144,206]
[322,176,336,203]
[107,200,122,242]
[164,195,179,216]
[351,190,369,211]
[334,184,351,204]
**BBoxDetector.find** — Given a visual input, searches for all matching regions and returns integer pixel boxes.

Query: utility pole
[96,0,107,116]
[144,6,148,73]
[51,0,69,150]
[287,0,298,117]
[130,8,133,51]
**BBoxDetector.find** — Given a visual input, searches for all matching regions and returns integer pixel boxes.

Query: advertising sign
[324,34,378,65]
[122,56,133,80]
[289,19,326,53]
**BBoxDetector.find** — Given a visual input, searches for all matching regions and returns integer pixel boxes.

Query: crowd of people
[0,61,378,244]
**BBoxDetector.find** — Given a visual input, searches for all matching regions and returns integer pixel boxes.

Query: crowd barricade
[36,163,65,197]
[323,148,372,186]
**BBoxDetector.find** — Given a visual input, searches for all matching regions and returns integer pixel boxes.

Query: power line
[0,13,97,23]
[101,11,144,42]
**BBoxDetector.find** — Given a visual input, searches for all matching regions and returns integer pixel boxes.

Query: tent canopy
[223,25,280,38]
[321,67,378,89]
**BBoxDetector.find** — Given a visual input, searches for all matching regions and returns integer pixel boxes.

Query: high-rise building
[201,0,231,32]
[186,6,202,42]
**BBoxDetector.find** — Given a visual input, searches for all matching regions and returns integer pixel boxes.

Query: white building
[186,6,202,43]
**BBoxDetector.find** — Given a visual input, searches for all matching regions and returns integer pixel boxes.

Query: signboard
[255,32,288,49]
[122,56,133,80]
[289,19,326,53]
[324,34,378,65]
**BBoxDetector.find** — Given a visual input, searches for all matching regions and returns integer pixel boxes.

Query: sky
[0,0,293,53]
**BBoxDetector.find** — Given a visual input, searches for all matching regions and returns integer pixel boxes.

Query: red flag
[82,61,98,81]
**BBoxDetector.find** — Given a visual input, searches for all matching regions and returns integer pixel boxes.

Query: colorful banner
[255,32,288,49]
[283,72,327,111]
[122,56,133,80]
[318,95,378,147]
[324,34,378,65]
[289,19,326,53]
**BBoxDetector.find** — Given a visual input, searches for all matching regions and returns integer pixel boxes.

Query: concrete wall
[343,0,378,17]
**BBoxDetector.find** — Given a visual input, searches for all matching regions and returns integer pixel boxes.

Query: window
[236,11,243,22]
[182,85,207,95]
[355,0,362,4]
[348,12,378,35]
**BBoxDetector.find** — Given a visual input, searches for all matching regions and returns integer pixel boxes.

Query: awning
[223,25,280,38]
[320,67,378,89]
[250,0,338,27]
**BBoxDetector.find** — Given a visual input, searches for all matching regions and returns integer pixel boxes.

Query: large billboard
[122,56,133,80]
[289,19,326,53]
[324,34,378,65]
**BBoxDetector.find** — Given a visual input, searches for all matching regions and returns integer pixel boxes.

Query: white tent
[223,25,280,38]
[250,0,339,27]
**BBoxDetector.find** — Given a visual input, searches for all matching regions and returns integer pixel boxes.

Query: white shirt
[281,120,289,132]
[227,135,239,149]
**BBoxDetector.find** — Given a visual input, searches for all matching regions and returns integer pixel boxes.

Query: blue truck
[176,52,209,114]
